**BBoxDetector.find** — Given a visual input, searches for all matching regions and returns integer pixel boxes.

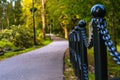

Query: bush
[0,41,16,52]
[10,25,34,48]
[0,25,44,48]
[0,29,13,41]
[0,25,34,48]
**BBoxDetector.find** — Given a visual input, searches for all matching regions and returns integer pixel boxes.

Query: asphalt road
[0,40,68,80]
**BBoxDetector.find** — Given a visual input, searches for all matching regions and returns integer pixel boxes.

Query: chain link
[79,23,93,49]
[93,18,120,65]
[83,64,89,80]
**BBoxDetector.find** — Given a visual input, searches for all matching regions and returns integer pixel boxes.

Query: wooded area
[0,0,120,48]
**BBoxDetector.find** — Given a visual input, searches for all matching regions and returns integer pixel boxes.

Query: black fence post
[74,26,82,80]
[71,30,78,77]
[78,20,88,80]
[91,4,108,80]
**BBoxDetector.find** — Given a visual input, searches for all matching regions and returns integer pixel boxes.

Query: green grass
[89,72,95,80]
[0,38,53,60]
[87,45,120,78]
[64,49,77,80]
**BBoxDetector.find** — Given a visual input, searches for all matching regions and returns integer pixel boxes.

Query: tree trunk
[41,0,46,39]
[6,17,10,29]
[63,26,68,39]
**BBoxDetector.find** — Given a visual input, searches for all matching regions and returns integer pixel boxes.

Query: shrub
[10,25,34,48]
[0,25,34,48]
[0,41,16,52]
[0,25,44,48]
[0,29,13,42]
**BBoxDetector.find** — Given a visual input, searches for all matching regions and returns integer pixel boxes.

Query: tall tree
[0,0,23,29]
[41,0,46,39]
[46,0,90,38]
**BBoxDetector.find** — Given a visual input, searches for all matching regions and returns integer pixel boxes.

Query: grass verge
[0,38,53,60]
[64,48,77,80]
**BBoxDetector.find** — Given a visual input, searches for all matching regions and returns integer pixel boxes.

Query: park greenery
[0,0,120,40]
[0,0,120,79]
[0,0,120,43]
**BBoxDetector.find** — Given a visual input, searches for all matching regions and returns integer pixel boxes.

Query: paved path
[0,38,68,80]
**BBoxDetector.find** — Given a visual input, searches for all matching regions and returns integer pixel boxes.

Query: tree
[0,0,23,30]
[41,0,46,39]
[46,0,90,38]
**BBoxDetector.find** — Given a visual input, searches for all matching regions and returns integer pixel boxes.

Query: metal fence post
[78,20,88,80]
[71,30,78,76]
[75,26,82,80]
[91,4,108,80]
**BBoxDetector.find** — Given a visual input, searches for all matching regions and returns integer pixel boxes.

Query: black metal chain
[93,18,120,65]
[79,22,93,49]
[83,64,89,80]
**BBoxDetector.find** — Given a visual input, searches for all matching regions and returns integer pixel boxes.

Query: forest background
[0,0,120,48]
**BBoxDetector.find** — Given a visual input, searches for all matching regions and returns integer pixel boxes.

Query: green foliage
[0,0,7,3]
[11,25,34,48]
[0,29,12,41]
[21,0,42,28]
[0,25,35,48]
[45,0,120,40]
[0,0,120,40]
[0,0,23,29]
[0,41,16,51]
[89,72,95,80]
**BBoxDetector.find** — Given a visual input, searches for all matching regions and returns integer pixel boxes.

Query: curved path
[0,37,68,80]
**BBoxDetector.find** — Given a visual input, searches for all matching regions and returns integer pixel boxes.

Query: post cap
[91,4,106,18]
[78,20,86,27]
[72,30,75,33]
[74,26,79,31]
